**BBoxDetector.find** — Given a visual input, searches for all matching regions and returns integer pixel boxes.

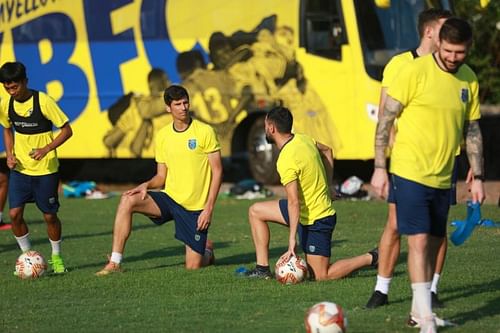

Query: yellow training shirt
[387,54,480,188]
[0,91,69,176]
[277,133,335,225]
[382,50,416,88]
[155,118,220,210]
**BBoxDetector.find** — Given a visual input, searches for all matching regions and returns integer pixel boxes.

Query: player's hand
[371,168,389,199]
[197,209,212,231]
[29,147,50,161]
[124,183,148,199]
[470,179,485,204]
[279,241,297,264]
[6,154,17,169]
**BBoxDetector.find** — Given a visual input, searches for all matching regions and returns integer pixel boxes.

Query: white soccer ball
[305,301,347,333]
[275,255,308,285]
[15,251,47,280]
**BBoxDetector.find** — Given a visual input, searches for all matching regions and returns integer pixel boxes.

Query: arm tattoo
[464,120,484,175]
[374,96,403,169]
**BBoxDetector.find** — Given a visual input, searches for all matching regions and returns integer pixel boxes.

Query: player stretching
[96,85,222,275]
[244,106,378,280]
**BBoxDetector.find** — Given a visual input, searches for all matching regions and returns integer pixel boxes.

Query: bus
[0,0,453,183]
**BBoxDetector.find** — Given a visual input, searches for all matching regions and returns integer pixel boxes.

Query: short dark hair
[0,61,27,83]
[266,106,293,134]
[418,8,452,38]
[439,17,473,44]
[163,85,189,105]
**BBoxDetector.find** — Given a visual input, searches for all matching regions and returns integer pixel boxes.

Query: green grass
[0,196,499,332]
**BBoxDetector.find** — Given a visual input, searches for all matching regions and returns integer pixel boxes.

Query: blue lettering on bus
[140,0,179,82]
[12,13,89,123]
[84,0,137,111]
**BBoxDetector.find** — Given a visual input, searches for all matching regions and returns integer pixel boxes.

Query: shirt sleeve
[40,94,69,128]
[201,124,221,153]
[0,98,10,128]
[466,78,480,121]
[382,56,405,88]
[155,127,167,164]
[277,152,299,186]
[387,62,418,107]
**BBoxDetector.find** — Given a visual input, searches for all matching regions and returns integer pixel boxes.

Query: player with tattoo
[370,18,485,333]
[366,9,453,311]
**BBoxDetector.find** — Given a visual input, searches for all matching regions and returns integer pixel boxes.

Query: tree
[453,0,500,104]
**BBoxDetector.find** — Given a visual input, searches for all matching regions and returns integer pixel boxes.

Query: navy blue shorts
[279,199,336,257]
[8,170,60,213]
[148,191,207,255]
[391,174,450,237]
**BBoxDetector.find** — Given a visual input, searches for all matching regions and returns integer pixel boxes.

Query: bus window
[301,0,347,60]
[354,0,452,81]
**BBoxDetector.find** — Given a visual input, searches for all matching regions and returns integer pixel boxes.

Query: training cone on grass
[450,201,481,246]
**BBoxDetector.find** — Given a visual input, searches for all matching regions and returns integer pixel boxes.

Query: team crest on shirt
[461,89,468,102]
[188,139,197,150]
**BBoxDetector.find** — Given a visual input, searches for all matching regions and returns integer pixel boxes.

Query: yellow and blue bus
[0,0,452,183]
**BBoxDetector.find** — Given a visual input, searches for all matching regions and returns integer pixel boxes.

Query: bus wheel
[247,117,280,184]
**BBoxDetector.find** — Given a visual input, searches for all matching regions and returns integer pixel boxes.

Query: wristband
[474,174,485,181]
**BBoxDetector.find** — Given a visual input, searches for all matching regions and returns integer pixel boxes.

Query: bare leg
[378,203,400,278]
[434,237,447,274]
[248,200,287,266]
[185,245,203,270]
[111,192,162,254]
[407,234,442,325]
[43,213,62,241]
[0,171,8,216]
[9,206,28,237]
[95,192,163,276]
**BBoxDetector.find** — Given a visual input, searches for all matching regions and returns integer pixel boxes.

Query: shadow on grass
[0,222,158,253]
[444,278,500,325]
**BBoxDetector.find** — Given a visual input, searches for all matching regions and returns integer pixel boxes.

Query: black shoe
[244,267,273,280]
[407,314,419,328]
[431,292,445,308]
[365,290,388,309]
[368,248,379,268]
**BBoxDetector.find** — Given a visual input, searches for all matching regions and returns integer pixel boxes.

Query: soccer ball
[305,301,347,333]
[15,251,47,279]
[275,255,308,285]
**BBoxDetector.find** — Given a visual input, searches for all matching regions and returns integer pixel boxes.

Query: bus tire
[247,116,280,184]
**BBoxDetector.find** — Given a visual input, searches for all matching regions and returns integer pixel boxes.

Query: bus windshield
[354,0,452,81]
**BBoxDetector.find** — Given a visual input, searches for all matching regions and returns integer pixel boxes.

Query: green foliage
[0,198,499,332]
[454,0,500,103]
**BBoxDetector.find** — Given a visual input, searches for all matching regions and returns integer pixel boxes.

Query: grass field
[0,195,499,333]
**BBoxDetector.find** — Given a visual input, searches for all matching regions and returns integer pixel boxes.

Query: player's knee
[185,260,202,270]
[248,203,259,222]
[9,209,23,223]
[118,193,139,210]
[43,213,59,225]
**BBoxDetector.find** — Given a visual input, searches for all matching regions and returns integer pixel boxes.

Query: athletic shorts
[391,174,450,237]
[148,191,207,255]
[279,199,336,257]
[8,170,60,214]
[389,157,458,205]
[0,158,9,174]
